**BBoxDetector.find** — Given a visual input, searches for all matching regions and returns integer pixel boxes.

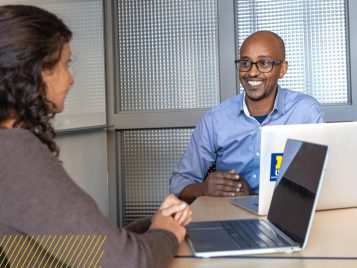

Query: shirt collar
[274,85,286,114]
[241,92,250,116]
[239,84,285,117]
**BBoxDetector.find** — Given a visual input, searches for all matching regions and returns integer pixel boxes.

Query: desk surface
[169,196,357,268]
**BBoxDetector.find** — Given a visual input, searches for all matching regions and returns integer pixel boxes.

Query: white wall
[55,130,109,217]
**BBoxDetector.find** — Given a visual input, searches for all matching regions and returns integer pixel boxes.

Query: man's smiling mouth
[247,80,263,87]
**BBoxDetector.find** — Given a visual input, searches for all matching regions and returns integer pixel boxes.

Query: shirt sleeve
[0,129,178,268]
[169,111,217,196]
[301,98,325,123]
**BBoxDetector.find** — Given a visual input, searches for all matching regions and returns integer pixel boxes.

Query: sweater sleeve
[124,216,152,234]
[0,129,178,268]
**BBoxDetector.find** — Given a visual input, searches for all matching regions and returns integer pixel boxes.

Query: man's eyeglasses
[235,59,282,73]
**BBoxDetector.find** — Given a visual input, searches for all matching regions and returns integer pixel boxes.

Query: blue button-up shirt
[170,86,324,196]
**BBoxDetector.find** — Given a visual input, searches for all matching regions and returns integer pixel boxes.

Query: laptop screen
[267,139,328,244]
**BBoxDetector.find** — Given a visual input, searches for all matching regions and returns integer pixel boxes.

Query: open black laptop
[186,139,328,257]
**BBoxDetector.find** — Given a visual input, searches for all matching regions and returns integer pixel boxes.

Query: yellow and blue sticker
[270,153,283,181]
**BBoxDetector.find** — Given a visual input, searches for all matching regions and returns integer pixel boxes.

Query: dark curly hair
[0,5,72,156]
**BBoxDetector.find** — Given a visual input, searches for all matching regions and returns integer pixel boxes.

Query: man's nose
[247,62,261,76]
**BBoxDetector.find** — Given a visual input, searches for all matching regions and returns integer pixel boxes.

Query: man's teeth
[248,81,262,86]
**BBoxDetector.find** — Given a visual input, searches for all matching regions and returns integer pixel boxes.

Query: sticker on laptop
[270,153,283,181]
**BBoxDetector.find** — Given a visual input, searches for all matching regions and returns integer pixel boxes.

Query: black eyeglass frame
[234,59,283,73]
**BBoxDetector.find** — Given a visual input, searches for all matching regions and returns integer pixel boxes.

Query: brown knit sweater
[0,128,178,268]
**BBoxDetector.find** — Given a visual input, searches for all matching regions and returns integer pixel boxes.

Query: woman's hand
[159,194,192,226]
[149,195,192,243]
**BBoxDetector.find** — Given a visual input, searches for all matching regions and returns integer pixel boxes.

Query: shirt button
[253,174,257,178]
[256,152,260,156]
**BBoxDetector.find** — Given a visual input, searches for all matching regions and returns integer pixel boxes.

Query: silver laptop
[186,139,328,257]
[231,121,357,215]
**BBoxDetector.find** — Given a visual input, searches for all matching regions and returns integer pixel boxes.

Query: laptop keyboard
[221,220,288,249]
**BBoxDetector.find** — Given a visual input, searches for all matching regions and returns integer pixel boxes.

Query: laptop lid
[187,139,328,257]
[232,122,357,215]
[259,121,357,215]
[267,139,328,248]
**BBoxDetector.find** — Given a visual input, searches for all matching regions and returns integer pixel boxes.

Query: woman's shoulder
[0,128,48,156]
[0,127,37,139]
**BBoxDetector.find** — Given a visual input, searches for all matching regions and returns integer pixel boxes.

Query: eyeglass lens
[236,60,276,73]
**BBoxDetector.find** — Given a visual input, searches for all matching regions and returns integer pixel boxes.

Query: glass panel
[235,0,348,105]
[1,0,107,128]
[42,1,106,115]
[117,0,220,111]
[121,128,193,224]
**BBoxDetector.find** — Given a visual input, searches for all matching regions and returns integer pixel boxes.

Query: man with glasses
[170,30,323,203]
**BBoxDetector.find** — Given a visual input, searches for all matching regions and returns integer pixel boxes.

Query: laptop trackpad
[187,227,238,251]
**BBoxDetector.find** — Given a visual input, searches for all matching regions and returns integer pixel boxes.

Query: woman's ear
[41,69,51,84]
[41,69,55,91]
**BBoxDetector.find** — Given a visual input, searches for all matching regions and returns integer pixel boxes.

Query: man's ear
[278,61,288,79]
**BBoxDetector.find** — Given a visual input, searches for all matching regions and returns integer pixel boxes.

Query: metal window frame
[315,0,357,122]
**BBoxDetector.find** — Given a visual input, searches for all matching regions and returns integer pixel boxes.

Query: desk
[169,196,357,268]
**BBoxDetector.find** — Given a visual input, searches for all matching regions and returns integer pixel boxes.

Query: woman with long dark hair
[0,5,191,268]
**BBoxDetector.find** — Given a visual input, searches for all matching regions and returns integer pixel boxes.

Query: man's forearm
[179,183,204,204]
